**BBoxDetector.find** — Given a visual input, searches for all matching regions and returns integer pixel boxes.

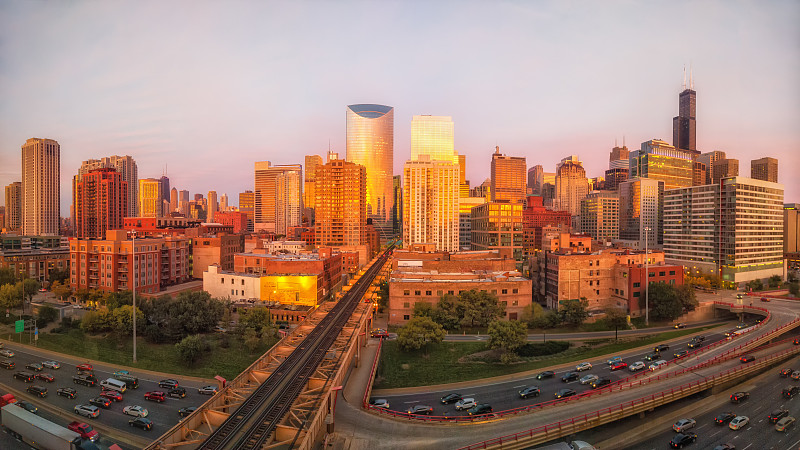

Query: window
[414,290,421,296]
[220,278,224,284]
[633,292,640,297]
[509,312,518,320]
[589,281,593,286]
[649,272,654,277]
[403,302,410,308]
[512,300,518,306]
[659,271,665,276]
[633,282,640,288]
[491,289,497,294]
[426,290,432,296]
[620,290,624,296]
[669,270,676,276]
[502,301,508,307]
[403,290,410,296]
[448,290,454,295]
[231,289,234,295]
[437,290,443,296]
[403,315,410,321]
[512,288,518,294]
[502,289,508,294]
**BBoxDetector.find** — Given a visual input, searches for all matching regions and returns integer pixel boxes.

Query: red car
[100,390,123,402]
[76,363,93,372]
[740,355,755,363]
[761,297,770,302]
[610,362,628,371]
[794,338,800,346]
[144,391,166,403]
[35,373,55,383]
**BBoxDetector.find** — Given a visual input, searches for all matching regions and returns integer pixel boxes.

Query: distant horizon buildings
[4,182,22,232]
[554,156,588,217]
[253,161,302,234]
[21,138,60,235]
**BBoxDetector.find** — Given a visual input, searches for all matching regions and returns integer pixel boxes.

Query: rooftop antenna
[689,63,694,90]
[682,65,686,90]
[623,135,626,147]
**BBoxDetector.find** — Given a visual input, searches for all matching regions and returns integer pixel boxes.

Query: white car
[672,418,696,432]
[42,360,60,370]
[0,350,14,358]
[74,404,100,418]
[575,362,592,371]
[122,405,149,417]
[579,374,599,385]
[454,398,477,411]
[649,360,668,371]
[369,398,389,409]
[198,385,219,395]
[628,361,646,372]
[729,415,749,430]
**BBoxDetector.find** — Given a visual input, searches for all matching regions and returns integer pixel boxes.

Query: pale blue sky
[1,1,798,215]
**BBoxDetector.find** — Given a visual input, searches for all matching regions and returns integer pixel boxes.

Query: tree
[376,281,389,313]
[80,310,112,333]
[21,279,40,312]
[105,291,133,310]
[36,305,59,326]
[488,319,527,363]
[747,279,763,292]
[396,316,445,353]
[0,283,23,310]
[142,291,225,342]
[110,305,145,336]
[48,268,69,286]
[459,290,505,328]
[175,334,205,365]
[676,285,698,312]
[0,268,16,287]
[240,306,272,331]
[790,281,800,297]
[559,298,589,327]
[604,307,628,340]
[648,282,683,321]
[243,328,261,352]
[431,294,462,330]
[50,281,73,302]
[412,302,434,318]
[768,275,783,289]
[540,310,562,328]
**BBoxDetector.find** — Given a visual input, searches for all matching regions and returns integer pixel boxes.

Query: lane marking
[513,385,526,388]
[710,430,722,437]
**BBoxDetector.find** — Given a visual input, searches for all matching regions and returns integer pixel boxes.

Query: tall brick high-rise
[751,157,778,183]
[672,70,697,152]
[75,168,128,239]
[4,182,22,232]
[21,138,60,235]
[490,146,527,203]
[315,154,367,247]
[254,161,302,233]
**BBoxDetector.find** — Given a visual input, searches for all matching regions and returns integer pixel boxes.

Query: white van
[648,360,668,371]
[100,378,127,393]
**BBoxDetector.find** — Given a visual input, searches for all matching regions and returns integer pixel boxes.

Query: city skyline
[1,1,799,216]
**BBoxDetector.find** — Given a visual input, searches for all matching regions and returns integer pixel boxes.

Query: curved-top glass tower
[346,104,394,241]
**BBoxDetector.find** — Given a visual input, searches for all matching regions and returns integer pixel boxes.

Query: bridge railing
[362,337,384,408]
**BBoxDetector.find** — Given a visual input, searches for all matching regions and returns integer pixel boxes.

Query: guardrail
[362,337,384,408]
[458,343,800,450]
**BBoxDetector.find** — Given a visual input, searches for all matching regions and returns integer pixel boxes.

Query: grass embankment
[376,326,716,388]
[30,329,274,380]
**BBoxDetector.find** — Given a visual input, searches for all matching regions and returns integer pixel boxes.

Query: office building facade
[4,182,22,232]
[74,155,138,218]
[554,157,588,216]
[138,178,163,218]
[712,158,739,183]
[619,178,663,248]
[314,158,367,247]
[22,138,60,235]
[580,191,620,240]
[253,161,302,233]
[490,147,526,203]
[751,157,778,183]
[629,139,694,191]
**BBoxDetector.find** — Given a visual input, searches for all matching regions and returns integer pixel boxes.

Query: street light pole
[132,231,137,364]
[644,226,651,326]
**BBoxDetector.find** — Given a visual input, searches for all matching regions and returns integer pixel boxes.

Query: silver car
[42,360,60,370]
[672,418,696,432]
[579,374,599,385]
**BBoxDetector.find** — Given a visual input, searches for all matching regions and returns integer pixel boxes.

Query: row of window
[402,287,519,296]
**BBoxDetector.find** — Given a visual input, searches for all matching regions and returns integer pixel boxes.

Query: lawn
[375,326,717,388]
[32,329,275,380]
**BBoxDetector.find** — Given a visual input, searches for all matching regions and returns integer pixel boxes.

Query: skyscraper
[74,168,127,239]
[458,154,470,197]
[751,157,778,183]
[346,104,394,241]
[580,191,620,240]
[629,139,694,191]
[21,138,60,235]
[673,71,697,152]
[303,154,323,223]
[315,156,367,246]
[4,182,22,232]
[219,193,228,211]
[170,188,178,213]
[138,178,163,218]
[392,175,402,237]
[253,161,302,233]
[554,156,588,216]
[712,158,739,183]
[74,155,138,219]
[159,175,170,203]
[274,170,302,236]
[697,151,726,184]
[490,146,527,203]
[239,190,255,233]
[178,190,190,216]
[207,191,218,222]
[609,144,630,170]
[403,115,460,251]
[619,178,663,248]
[528,165,543,195]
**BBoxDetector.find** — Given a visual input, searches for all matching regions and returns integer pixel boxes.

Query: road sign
[14,320,24,333]
[35,327,38,335]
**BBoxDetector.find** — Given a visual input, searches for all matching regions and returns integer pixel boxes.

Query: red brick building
[191,234,244,279]
[522,195,571,258]
[75,168,128,239]
[234,247,342,298]
[214,211,248,234]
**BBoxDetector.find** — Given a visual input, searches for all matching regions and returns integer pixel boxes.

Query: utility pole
[132,231,137,363]
[645,226,651,326]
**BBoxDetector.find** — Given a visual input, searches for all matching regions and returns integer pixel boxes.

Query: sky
[1,0,798,216]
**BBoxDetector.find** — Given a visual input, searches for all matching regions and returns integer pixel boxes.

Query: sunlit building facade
[315,157,367,247]
[21,138,61,235]
[751,157,778,183]
[490,147,527,203]
[580,191,619,240]
[619,178,663,249]
[275,170,302,236]
[629,139,694,191]
[4,182,22,232]
[254,161,302,233]
[239,190,254,232]
[346,104,394,241]
[75,168,128,239]
[303,154,323,223]
[554,156,588,216]
[410,115,457,163]
[470,202,524,260]
[138,178,163,218]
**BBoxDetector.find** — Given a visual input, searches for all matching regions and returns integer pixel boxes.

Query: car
[687,337,705,349]
[26,385,47,398]
[123,405,149,417]
[672,418,696,432]
[782,386,800,398]
[0,360,15,370]
[579,374,599,385]
[57,387,77,399]
[519,386,540,399]
[792,371,800,381]
[455,398,477,411]
[89,397,112,409]
[100,390,123,402]
[768,409,789,423]
[736,293,743,299]
[144,391,166,403]
[794,338,800,345]
[73,374,96,387]
[112,370,130,377]
[467,403,493,415]
[168,387,186,398]
[739,355,755,363]
[606,356,623,365]
[555,389,577,399]
[735,323,747,329]
[724,329,738,337]
[440,393,462,404]
[674,323,686,329]
[158,379,179,389]
[16,401,38,414]
[536,371,555,380]
[669,432,697,448]
[712,445,735,450]
[715,412,736,425]
[775,416,796,432]
[197,385,218,395]
[13,371,34,382]
[213,326,227,333]
[561,372,580,382]
[575,362,592,371]
[25,363,43,372]
[42,361,60,370]
[405,404,433,415]
[673,350,689,359]
[730,392,749,403]
[178,406,197,418]
[654,344,670,353]
[644,352,660,361]
[370,328,389,338]
[76,363,93,372]
[591,377,611,389]
[610,362,628,371]
[368,398,389,409]
[0,350,15,358]
[729,415,749,430]
[129,417,153,431]
[35,373,54,383]
[74,404,100,418]
[780,368,793,377]
[649,360,668,371]
[629,361,646,372]
[760,297,770,302]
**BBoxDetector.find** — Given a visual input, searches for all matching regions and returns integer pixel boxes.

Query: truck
[0,393,17,406]
[1,404,98,450]
[68,421,99,442]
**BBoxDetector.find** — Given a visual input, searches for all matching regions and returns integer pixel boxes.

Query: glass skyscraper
[346,104,394,242]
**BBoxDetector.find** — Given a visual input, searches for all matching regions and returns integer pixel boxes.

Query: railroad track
[198,243,395,449]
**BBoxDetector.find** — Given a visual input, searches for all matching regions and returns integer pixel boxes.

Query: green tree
[110,305,145,336]
[396,316,446,353]
[50,281,73,302]
[540,310,562,328]
[36,305,59,326]
[240,306,272,331]
[789,281,800,297]
[0,268,16,287]
[676,285,698,312]
[0,283,23,310]
[243,328,261,352]
[48,268,70,286]
[459,289,505,328]
[747,279,764,292]
[768,275,783,289]
[376,280,389,313]
[604,307,628,340]
[142,291,225,342]
[21,279,41,312]
[175,334,205,365]
[431,294,462,330]
[105,291,133,310]
[559,298,589,327]
[648,282,683,321]
[487,319,527,363]
[412,301,434,318]
[80,310,112,333]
